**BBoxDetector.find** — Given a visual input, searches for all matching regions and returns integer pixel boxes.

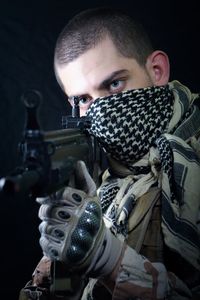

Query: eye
[69,96,92,107]
[79,97,90,105]
[109,80,125,93]
[68,96,93,116]
[79,96,93,107]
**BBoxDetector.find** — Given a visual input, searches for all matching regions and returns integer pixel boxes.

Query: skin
[55,36,170,116]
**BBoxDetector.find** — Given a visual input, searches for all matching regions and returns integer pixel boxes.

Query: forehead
[56,37,137,96]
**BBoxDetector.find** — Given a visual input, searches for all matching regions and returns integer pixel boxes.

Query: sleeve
[101,245,193,300]
[18,256,52,300]
[18,256,87,300]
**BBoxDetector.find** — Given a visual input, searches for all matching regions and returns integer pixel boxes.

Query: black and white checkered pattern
[86,85,173,165]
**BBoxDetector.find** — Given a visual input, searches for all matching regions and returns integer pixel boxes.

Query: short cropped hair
[54,7,154,70]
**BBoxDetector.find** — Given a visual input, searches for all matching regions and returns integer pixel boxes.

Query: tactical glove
[38,161,123,277]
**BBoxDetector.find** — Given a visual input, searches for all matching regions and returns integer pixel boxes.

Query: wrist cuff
[87,228,123,278]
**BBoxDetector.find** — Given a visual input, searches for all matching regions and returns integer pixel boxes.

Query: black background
[0,0,199,298]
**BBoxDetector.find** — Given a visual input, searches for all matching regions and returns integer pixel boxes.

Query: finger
[38,202,72,222]
[39,221,68,241]
[62,186,86,203]
[39,235,62,260]
[74,160,96,196]
[36,194,60,205]
[36,188,65,205]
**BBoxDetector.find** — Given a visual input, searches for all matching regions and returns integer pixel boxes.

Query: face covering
[86,85,174,165]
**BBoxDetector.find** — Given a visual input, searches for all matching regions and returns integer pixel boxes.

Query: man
[20,7,200,300]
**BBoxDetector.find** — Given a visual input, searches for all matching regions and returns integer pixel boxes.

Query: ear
[145,50,170,86]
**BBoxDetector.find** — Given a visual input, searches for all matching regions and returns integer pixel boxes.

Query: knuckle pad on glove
[38,186,103,269]
[64,199,102,264]
[40,198,102,264]
[39,236,61,259]
[39,222,66,240]
[38,202,73,222]
[62,187,86,203]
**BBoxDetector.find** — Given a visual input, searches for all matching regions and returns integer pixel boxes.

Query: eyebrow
[68,69,128,101]
[98,69,128,89]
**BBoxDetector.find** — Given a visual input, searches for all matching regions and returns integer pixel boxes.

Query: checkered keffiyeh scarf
[88,81,200,270]
[86,84,173,165]
[157,81,200,270]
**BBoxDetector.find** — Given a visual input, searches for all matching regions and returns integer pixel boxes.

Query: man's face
[56,37,155,116]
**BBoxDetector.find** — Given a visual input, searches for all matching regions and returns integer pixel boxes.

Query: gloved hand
[38,161,123,278]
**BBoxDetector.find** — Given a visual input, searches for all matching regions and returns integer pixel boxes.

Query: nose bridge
[91,92,100,101]
[90,89,108,101]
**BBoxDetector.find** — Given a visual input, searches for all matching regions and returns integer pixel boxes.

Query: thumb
[74,160,96,196]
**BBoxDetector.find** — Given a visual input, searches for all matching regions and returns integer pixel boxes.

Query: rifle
[1,90,105,298]
[0,90,104,198]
